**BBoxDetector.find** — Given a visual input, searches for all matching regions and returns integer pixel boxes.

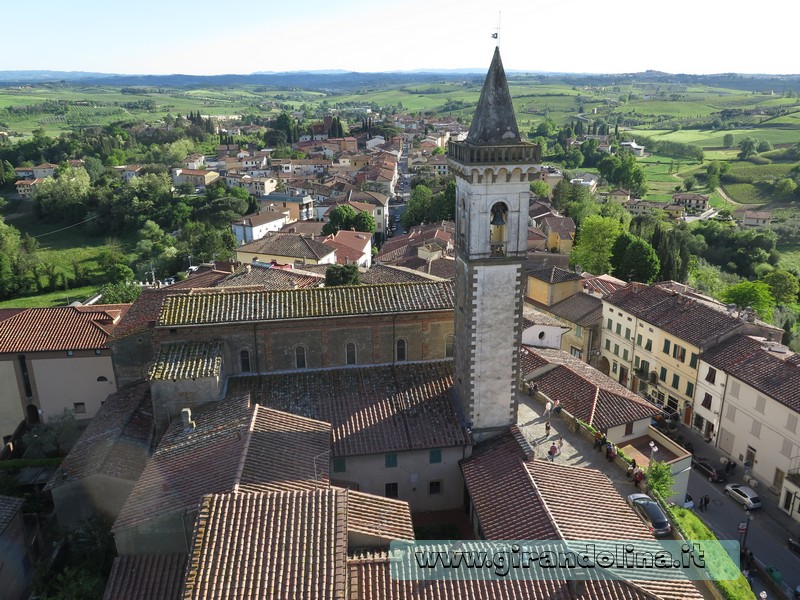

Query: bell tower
[448,47,541,441]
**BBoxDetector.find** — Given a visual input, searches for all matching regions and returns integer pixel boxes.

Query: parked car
[691,457,726,483]
[627,493,672,537]
[724,484,761,510]
[683,494,695,510]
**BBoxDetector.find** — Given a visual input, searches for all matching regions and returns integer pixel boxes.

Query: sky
[2,0,797,76]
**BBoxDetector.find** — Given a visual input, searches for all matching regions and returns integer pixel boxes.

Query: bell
[490,208,506,226]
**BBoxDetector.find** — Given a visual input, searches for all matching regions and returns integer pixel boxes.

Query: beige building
[0,305,129,441]
[525,265,582,306]
[695,335,800,513]
[600,283,781,425]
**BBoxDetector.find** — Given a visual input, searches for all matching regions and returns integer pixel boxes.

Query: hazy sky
[3,0,796,75]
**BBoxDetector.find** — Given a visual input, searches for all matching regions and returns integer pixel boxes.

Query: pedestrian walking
[553,398,561,415]
[703,495,710,512]
[548,442,558,461]
[557,436,564,454]
[544,401,552,419]
[627,459,637,479]
[634,468,644,488]
[698,496,705,512]
[545,421,551,438]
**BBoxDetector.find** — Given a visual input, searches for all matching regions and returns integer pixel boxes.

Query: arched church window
[396,338,407,362]
[240,350,251,372]
[489,202,508,256]
[295,345,307,369]
[346,342,357,365]
[445,335,454,358]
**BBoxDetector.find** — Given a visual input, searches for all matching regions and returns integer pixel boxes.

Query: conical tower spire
[465,46,521,146]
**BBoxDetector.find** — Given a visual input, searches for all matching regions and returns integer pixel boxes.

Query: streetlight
[739,511,754,552]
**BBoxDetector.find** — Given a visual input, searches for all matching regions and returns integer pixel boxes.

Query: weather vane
[491,12,501,43]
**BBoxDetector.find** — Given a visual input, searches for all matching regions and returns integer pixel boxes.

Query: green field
[630,127,800,147]
[0,285,100,308]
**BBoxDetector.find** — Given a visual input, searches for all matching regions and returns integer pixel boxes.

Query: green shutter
[663,339,671,354]
[686,382,695,397]
[659,367,667,382]
[689,353,698,368]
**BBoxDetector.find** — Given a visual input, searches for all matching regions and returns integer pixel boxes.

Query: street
[688,467,800,594]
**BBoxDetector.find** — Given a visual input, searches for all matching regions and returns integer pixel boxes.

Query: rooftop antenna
[492,12,501,44]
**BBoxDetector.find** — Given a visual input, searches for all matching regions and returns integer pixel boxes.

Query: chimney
[181,408,196,433]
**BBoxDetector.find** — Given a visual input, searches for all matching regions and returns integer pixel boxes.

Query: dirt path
[714,186,742,207]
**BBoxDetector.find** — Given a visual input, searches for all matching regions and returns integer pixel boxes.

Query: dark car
[691,457,726,483]
[627,493,672,537]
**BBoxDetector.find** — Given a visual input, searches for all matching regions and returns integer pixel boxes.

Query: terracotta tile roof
[0,304,130,353]
[324,238,368,265]
[238,232,334,261]
[526,265,581,284]
[460,428,558,540]
[391,256,456,280]
[113,396,252,531]
[229,361,470,457]
[605,283,757,349]
[582,274,626,297]
[103,554,187,600]
[46,383,154,491]
[347,550,573,600]
[345,490,414,542]
[184,490,348,600]
[157,281,454,327]
[546,293,603,327]
[0,495,24,532]
[522,303,569,329]
[112,288,189,340]
[540,216,576,240]
[530,460,703,599]
[170,270,231,290]
[702,334,800,413]
[0,308,24,323]
[521,347,660,431]
[113,397,333,531]
[359,264,444,285]
[461,430,702,600]
[237,407,331,494]
[148,340,224,381]
[218,264,323,290]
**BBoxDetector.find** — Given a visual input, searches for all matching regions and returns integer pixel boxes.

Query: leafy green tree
[738,137,758,159]
[325,264,360,286]
[529,180,550,198]
[351,211,376,234]
[722,281,775,321]
[683,176,696,191]
[723,133,734,148]
[647,460,675,500]
[776,178,797,197]
[426,181,456,223]
[322,205,358,236]
[569,215,622,275]
[610,232,660,284]
[564,149,584,169]
[22,409,78,457]
[402,185,433,229]
[33,167,92,222]
[100,281,142,303]
[761,269,799,306]
[757,140,773,153]
[431,146,444,156]
[536,119,557,137]
[599,200,632,229]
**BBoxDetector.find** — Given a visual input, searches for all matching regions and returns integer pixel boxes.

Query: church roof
[465,47,521,146]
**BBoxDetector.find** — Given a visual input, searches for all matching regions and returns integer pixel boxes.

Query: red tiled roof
[606,283,765,349]
[103,554,187,600]
[229,361,470,457]
[157,282,454,327]
[46,383,153,491]
[0,304,131,353]
[184,490,348,600]
[582,274,626,297]
[218,264,323,290]
[702,334,800,413]
[148,340,224,381]
[460,428,557,540]
[521,347,660,430]
[111,288,191,340]
[345,490,414,542]
[113,397,332,531]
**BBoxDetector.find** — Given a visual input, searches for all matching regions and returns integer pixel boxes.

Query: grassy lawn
[631,127,800,147]
[0,285,100,308]
[778,245,800,272]
[667,506,755,600]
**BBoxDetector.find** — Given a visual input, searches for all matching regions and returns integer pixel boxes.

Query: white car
[724,484,761,510]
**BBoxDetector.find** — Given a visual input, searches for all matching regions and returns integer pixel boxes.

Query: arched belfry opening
[489,202,508,256]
